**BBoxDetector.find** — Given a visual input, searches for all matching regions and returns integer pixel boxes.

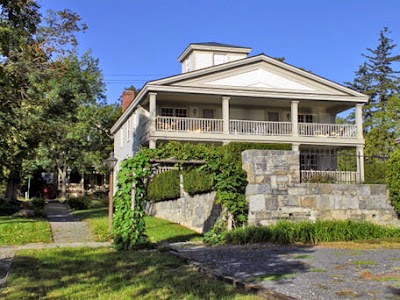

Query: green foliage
[203,219,228,245]
[147,170,180,202]
[66,197,91,210]
[303,174,336,183]
[386,148,400,214]
[222,220,400,245]
[0,201,20,216]
[183,167,213,195]
[31,197,45,209]
[113,148,154,250]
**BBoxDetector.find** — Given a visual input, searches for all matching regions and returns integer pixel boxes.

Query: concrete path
[44,200,94,243]
[0,201,111,292]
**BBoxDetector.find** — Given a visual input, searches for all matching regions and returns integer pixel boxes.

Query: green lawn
[1,247,260,300]
[72,208,202,243]
[0,216,52,245]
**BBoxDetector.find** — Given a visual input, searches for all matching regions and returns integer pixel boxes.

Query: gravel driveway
[171,243,400,300]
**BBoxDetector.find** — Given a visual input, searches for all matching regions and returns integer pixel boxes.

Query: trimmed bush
[183,167,213,195]
[220,220,400,245]
[31,197,45,209]
[66,197,91,210]
[147,170,180,202]
[387,148,400,215]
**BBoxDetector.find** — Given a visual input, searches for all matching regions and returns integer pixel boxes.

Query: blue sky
[39,0,400,104]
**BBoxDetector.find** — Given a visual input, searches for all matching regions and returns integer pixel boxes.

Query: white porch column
[357,145,365,183]
[355,103,363,139]
[149,139,156,149]
[222,96,230,134]
[292,143,300,152]
[291,100,299,136]
[149,92,157,133]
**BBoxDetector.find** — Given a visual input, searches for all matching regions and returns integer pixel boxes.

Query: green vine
[112,148,154,250]
[112,142,291,250]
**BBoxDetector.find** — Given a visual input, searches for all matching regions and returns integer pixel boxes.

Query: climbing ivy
[113,148,154,250]
[112,142,291,250]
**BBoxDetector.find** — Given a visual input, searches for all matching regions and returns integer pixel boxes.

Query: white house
[111,42,368,181]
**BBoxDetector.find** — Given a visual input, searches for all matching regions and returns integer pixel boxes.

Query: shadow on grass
[2,247,255,299]
[71,207,108,220]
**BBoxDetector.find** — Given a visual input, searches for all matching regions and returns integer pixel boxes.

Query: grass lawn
[72,208,202,243]
[0,216,52,245]
[1,247,260,300]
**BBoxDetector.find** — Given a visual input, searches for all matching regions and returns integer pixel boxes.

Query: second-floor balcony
[155,116,358,139]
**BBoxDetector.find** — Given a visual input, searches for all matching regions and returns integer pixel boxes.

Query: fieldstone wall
[145,191,220,233]
[242,150,400,227]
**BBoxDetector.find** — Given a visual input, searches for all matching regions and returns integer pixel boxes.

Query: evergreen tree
[346,27,400,156]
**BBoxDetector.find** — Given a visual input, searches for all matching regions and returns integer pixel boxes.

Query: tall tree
[346,27,400,156]
[0,1,88,200]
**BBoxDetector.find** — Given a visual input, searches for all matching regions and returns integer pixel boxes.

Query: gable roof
[153,53,368,100]
[111,53,368,134]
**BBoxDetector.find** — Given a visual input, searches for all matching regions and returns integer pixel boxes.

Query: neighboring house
[111,42,368,181]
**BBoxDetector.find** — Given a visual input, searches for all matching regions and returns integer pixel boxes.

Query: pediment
[204,68,315,91]
[148,55,368,101]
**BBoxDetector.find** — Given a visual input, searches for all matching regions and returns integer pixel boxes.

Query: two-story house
[111,42,368,181]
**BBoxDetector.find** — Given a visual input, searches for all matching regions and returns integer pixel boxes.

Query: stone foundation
[242,150,400,227]
[145,191,220,233]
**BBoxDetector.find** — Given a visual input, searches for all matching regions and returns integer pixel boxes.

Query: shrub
[303,174,336,183]
[183,167,213,195]
[31,197,45,209]
[0,201,20,216]
[386,148,400,215]
[66,197,91,210]
[147,170,180,202]
[220,220,400,245]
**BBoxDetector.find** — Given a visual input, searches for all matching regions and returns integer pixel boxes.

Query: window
[127,118,131,141]
[161,107,187,117]
[203,109,214,119]
[268,112,279,122]
[120,126,123,147]
[300,153,318,170]
[213,53,227,65]
[185,56,193,72]
[298,114,315,123]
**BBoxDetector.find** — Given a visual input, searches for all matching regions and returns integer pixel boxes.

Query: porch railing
[156,116,223,133]
[230,119,292,136]
[301,170,359,183]
[299,123,356,139]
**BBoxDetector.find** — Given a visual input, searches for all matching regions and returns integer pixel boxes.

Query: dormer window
[213,53,227,65]
[185,55,193,72]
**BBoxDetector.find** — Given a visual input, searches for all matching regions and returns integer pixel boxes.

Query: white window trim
[127,118,131,142]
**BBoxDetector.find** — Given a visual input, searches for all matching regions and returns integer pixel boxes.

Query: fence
[300,151,388,184]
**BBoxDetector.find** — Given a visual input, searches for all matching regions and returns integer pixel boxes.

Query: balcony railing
[156,116,223,133]
[299,123,356,139]
[155,117,358,140]
[230,119,292,136]
[301,170,359,183]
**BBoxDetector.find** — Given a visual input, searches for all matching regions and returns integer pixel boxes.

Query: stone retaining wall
[242,150,400,227]
[145,191,220,233]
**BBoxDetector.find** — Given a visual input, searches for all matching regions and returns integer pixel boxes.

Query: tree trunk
[58,166,67,200]
[5,169,20,201]
[80,170,85,196]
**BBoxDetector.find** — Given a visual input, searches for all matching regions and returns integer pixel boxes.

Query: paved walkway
[0,201,110,291]
[170,243,400,300]
[44,200,94,243]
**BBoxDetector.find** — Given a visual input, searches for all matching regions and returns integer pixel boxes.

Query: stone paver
[44,201,94,243]
[170,243,400,300]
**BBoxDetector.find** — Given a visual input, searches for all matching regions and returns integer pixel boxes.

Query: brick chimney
[121,90,135,113]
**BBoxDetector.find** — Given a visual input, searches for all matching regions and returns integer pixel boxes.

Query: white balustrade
[301,170,359,183]
[229,120,292,136]
[156,116,223,133]
[156,117,358,140]
[299,123,356,139]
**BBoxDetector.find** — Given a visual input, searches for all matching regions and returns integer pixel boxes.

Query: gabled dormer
[178,42,252,73]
